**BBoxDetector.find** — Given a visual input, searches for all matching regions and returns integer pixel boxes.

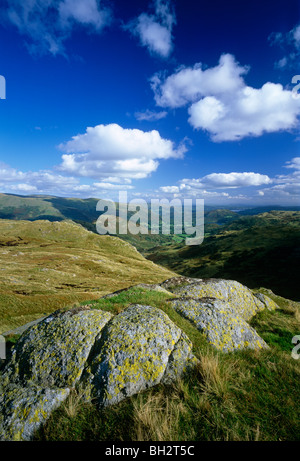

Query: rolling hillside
[146,211,300,302]
[1,193,300,301]
[0,219,175,333]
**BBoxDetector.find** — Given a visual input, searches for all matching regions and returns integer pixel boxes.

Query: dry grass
[132,390,188,441]
[197,351,240,401]
[63,390,86,419]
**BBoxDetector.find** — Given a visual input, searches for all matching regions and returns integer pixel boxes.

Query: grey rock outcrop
[0,303,197,441]
[168,297,267,352]
[170,278,266,320]
[163,278,277,352]
[0,277,279,441]
[81,304,197,407]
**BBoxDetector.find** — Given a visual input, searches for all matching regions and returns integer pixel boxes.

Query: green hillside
[146,211,300,302]
[0,194,240,252]
[1,193,299,300]
[0,219,175,333]
[0,193,100,222]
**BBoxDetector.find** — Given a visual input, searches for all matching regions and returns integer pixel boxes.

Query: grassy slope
[146,211,300,301]
[0,219,175,333]
[32,286,300,441]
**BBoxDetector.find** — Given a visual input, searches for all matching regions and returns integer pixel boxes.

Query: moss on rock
[2,307,113,388]
[171,279,267,321]
[0,302,198,440]
[81,304,198,407]
[169,297,268,352]
[0,383,69,441]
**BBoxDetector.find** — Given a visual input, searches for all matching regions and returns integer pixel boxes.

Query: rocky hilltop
[0,276,279,441]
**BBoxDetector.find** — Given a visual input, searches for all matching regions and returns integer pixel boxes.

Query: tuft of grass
[132,391,185,441]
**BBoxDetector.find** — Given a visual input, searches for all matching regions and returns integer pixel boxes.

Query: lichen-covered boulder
[0,383,69,441]
[0,307,112,441]
[2,307,113,388]
[0,303,197,440]
[253,292,278,312]
[81,304,197,407]
[169,297,268,352]
[172,279,266,321]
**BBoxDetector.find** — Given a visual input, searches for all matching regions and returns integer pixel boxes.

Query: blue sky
[0,0,299,206]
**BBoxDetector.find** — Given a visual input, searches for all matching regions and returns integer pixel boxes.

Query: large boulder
[170,278,273,320]
[0,306,113,441]
[0,304,197,440]
[0,383,70,442]
[169,297,268,352]
[2,307,113,388]
[165,278,277,352]
[81,304,197,407]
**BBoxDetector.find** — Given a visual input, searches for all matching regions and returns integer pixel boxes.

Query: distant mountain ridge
[1,192,299,223]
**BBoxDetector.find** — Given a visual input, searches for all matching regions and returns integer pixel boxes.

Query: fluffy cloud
[188,172,272,189]
[151,54,247,108]
[125,0,176,58]
[175,172,272,192]
[188,82,300,141]
[258,183,300,200]
[58,0,109,29]
[160,185,179,193]
[157,171,272,202]
[262,157,300,201]
[158,159,300,205]
[58,123,186,180]
[151,54,300,141]
[4,0,111,55]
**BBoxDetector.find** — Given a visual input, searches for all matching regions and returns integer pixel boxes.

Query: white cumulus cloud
[151,54,247,108]
[58,123,186,180]
[285,157,300,170]
[177,172,272,190]
[151,53,300,141]
[0,163,134,197]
